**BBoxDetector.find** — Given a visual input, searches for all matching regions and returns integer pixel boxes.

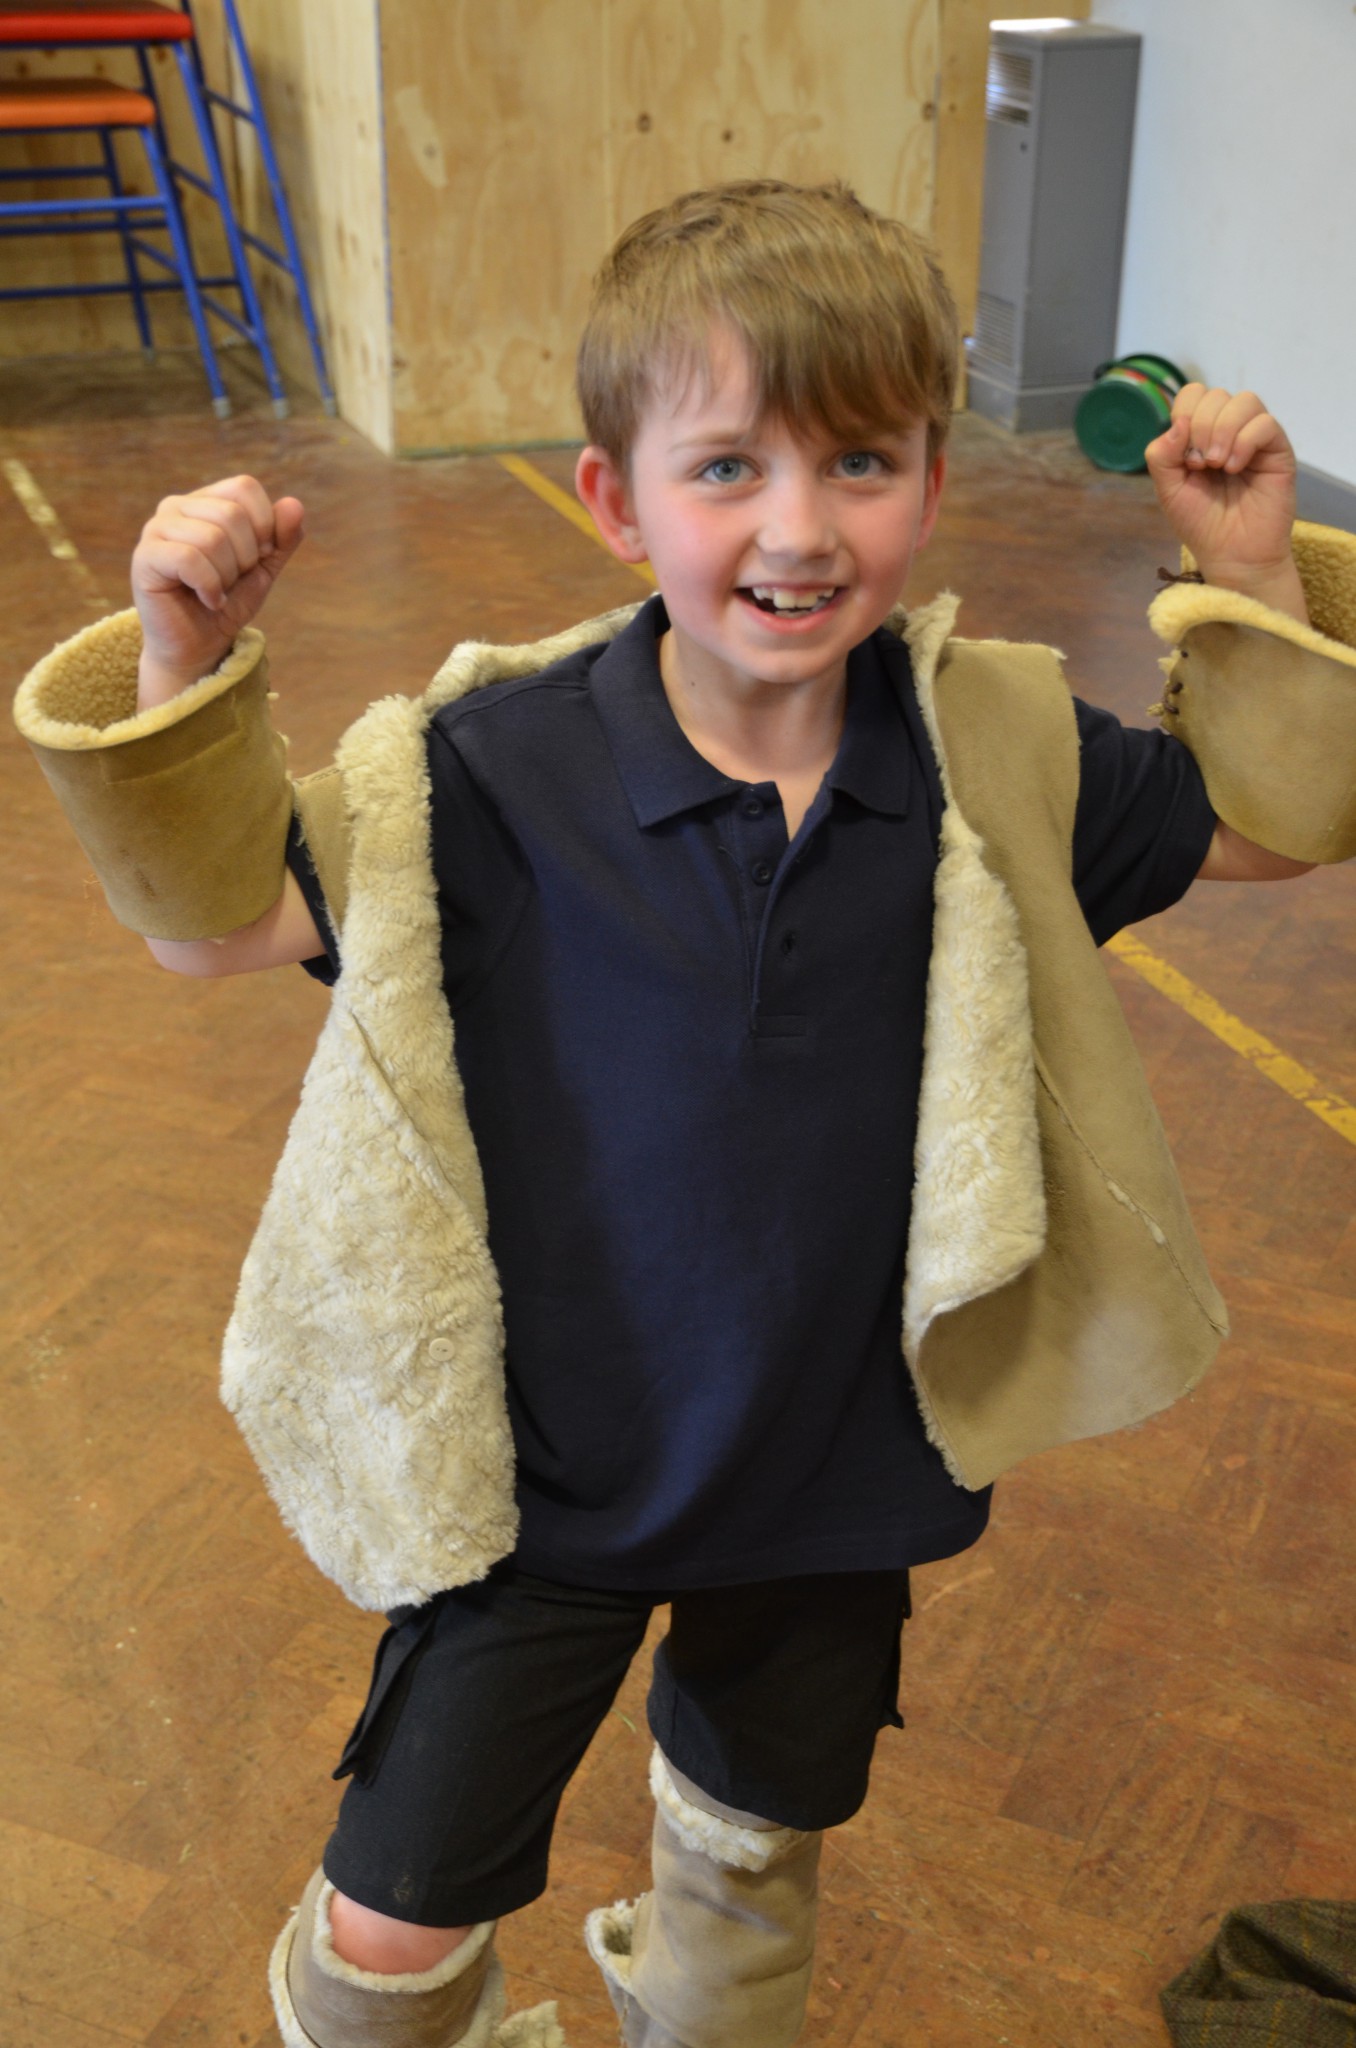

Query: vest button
[428,1338,456,1361]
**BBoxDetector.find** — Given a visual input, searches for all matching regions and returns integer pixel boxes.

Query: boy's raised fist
[1145,385,1304,619]
[133,474,305,706]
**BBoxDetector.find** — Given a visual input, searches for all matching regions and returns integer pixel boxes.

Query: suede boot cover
[585,1750,822,2048]
[271,1865,568,2048]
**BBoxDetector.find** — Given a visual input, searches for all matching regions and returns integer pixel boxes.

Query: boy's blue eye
[701,457,749,484]
[838,450,884,478]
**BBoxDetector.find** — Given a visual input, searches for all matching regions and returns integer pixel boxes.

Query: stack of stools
[0,0,333,416]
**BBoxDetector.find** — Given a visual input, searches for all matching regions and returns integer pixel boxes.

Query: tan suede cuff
[1148,521,1356,864]
[13,608,294,938]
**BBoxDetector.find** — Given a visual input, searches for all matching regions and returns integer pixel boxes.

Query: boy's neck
[657,625,848,788]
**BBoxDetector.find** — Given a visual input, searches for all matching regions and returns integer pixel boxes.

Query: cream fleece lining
[13,607,264,749]
[1151,519,1356,656]
[899,598,1046,1371]
[649,1748,808,1872]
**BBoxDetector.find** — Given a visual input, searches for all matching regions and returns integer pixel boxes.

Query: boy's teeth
[749,586,836,612]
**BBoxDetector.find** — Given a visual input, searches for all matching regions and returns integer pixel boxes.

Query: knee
[328,1887,473,1974]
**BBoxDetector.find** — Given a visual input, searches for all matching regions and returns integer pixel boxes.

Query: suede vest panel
[906,611,1227,1488]
[228,598,1226,1608]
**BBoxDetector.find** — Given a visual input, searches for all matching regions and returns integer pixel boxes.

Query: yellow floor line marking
[499,445,1351,1149]
[1108,929,1356,1148]
[497,452,656,588]
[2,455,109,610]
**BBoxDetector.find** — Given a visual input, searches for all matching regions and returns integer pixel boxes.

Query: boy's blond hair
[577,179,958,467]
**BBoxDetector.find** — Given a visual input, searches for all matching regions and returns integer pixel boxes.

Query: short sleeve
[285,723,530,999]
[426,715,532,1009]
[1072,700,1217,946]
[286,813,339,985]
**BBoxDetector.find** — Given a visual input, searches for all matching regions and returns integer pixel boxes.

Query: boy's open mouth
[739,585,841,617]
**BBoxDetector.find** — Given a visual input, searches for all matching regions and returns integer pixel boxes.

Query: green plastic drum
[1076,354,1189,473]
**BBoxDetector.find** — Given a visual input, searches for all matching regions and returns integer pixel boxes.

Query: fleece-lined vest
[219,594,1227,1611]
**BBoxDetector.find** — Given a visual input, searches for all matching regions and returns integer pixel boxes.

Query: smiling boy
[15,180,1355,2048]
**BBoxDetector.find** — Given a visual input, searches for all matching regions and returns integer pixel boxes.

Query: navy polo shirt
[290,598,1215,1589]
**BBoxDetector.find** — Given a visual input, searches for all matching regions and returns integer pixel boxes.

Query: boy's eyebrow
[665,417,923,453]
[667,423,762,449]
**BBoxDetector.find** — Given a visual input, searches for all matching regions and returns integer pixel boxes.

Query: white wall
[1106,0,1356,490]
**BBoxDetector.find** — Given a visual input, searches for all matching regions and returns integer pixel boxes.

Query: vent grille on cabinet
[975,291,1017,366]
[986,49,1034,123]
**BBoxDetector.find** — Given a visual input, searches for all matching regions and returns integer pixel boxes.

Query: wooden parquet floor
[1,352,1353,2048]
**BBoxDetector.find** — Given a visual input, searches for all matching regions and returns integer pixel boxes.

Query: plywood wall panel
[383,0,940,453]
[609,0,938,237]
[381,0,612,454]
[229,0,390,446]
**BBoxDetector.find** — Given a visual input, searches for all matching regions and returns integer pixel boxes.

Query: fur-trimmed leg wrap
[270,1866,568,2047]
[584,1750,821,2048]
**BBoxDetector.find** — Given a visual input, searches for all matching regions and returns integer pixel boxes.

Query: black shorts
[322,1562,910,1926]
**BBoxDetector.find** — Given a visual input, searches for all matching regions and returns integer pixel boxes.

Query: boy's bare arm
[1196,823,1314,884]
[143,867,324,976]
[130,474,325,970]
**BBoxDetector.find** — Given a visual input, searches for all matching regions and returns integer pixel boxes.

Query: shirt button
[742,795,764,819]
[750,860,773,885]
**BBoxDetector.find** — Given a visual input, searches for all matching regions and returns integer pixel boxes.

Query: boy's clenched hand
[1145,386,1306,623]
[132,474,305,707]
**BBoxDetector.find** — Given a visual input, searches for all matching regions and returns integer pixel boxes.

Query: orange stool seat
[0,76,156,127]
[0,4,193,42]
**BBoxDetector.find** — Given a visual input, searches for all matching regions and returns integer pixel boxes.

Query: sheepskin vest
[221,594,1227,1610]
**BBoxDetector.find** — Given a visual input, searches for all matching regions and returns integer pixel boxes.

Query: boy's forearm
[138,645,232,710]
[144,868,325,976]
[1194,553,1309,625]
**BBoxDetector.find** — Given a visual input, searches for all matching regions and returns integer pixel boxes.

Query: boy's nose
[757,479,836,564]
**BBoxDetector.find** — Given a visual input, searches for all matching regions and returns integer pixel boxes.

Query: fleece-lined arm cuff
[1147,521,1356,864]
[12,608,294,938]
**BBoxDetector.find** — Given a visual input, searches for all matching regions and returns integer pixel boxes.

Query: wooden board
[379,0,612,454]
[229,0,390,444]
[382,0,940,454]
[606,0,937,236]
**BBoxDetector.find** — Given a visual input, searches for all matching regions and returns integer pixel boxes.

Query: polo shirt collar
[590,598,739,827]
[828,632,916,818]
[590,594,915,827]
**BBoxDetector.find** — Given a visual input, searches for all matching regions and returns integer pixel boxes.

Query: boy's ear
[915,451,947,552]
[575,446,650,566]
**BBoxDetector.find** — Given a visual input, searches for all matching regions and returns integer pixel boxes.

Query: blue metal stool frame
[2,1,335,416]
[0,91,231,414]
[169,0,335,414]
